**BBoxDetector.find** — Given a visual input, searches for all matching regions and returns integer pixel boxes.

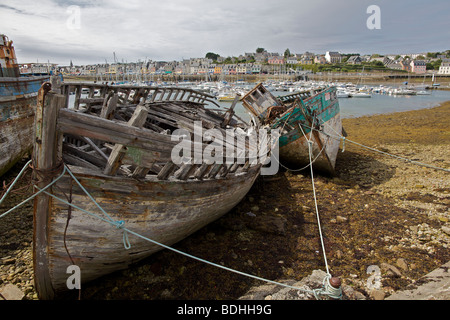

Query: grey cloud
[2,0,449,65]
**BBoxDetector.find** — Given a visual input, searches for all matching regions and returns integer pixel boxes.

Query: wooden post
[73,85,82,110]
[221,94,240,127]
[104,104,149,175]
[50,75,62,94]
[100,92,118,119]
[33,84,66,300]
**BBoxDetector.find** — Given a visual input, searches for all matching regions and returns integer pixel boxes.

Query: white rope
[298,123,342,300]
[302,125,330,276]
[313,274,343,300]
[274,136,327,172]
[311,121,450,173]
[0,160,341,300]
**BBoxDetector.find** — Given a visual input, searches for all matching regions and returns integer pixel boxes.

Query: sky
[1,0,449,66]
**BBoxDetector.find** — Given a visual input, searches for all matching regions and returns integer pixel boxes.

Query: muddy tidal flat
[0,102,449,300]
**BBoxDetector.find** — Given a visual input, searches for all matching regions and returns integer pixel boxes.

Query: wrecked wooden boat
[241,83,344,175]
[0,34,49,176]
[33,82,262,299]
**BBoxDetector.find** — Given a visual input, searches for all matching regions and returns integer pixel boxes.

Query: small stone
[0,284,25,300]
[1,258,16,265]
[396,258,408,271]
[381,263,402,278]
[370,289,386,300]
[441,226,450,236]
[409,225,418,233]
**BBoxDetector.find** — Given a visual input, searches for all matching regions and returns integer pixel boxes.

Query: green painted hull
[275,87,341,174]
[242,84,342,174]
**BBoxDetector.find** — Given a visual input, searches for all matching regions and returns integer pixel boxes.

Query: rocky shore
[0,101,449,300]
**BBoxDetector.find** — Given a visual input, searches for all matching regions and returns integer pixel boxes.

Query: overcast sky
[1,0,449,65]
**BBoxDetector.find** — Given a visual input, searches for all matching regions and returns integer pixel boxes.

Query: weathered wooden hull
[242,84,342,175]
[32,83,264,299]
[277,88,342,175]
[45,164,259,294]
[0,76,49,176]
[278,111,341,174]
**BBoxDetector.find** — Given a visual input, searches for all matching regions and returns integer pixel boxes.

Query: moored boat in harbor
[32,81,263,299]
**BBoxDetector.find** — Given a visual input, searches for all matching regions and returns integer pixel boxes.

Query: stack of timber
[0,34,49,176]
[33,82,263,299]
[242,83,344,175]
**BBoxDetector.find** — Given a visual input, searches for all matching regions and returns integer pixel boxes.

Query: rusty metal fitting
[329,276,342,289]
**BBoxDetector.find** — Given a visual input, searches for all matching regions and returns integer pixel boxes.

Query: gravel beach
[0,101,449,300]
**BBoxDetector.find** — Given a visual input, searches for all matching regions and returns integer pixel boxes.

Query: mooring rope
[0,160,340,300]
[271,120,331,173]
[273,137,327,172]
[300,123,342,299]
[0,160,68,219]
[314,121,450,173]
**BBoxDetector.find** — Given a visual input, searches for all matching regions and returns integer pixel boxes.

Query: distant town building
[325,51,342,63]
[438,59,450,74]
[251,64,262,73]
[410,60,426,74]
[400,59,412,72]
[302,51,315,59]
[285,56,298,64]
[314,55,326,64]
[383,57,402,70]
[347,55,362,65]
[298,52,314,64]
[19,62,57,75]
[268,55,285,65]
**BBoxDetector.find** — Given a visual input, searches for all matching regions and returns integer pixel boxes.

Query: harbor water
[66,82,450,123]
[213,88,450,123]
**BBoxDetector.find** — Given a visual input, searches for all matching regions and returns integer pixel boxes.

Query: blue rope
[44,164,339,298]
[1,161,339,299]
[0,160,68,219]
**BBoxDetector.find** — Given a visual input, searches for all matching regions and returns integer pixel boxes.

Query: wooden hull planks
[32,82,263,299]
[278,112,342,174]
[241,83,343,175]
[0,76,49,176]
[47,165,259,293]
